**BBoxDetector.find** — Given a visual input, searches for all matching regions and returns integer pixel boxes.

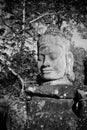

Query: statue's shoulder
[28,83,76,98]
[24,83,78,130]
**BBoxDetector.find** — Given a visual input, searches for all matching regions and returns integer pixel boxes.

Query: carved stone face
[38,34,75,85]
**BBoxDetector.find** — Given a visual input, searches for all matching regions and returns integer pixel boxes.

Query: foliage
[0,0,87,92]
[11,50,38,81]
[0,2,87,130]
[72,45,87,88]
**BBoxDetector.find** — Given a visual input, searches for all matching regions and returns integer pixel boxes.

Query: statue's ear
[66,52,75,81]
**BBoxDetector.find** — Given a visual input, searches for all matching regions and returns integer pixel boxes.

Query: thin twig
[0,16,19,35]
[29,12,54,24]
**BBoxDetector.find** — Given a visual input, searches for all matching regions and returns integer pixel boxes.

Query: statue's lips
[41,69,54,74]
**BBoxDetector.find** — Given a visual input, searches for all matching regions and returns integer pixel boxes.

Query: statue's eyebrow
[39,46,49,54]
[39,42,63,48]
[39,45,47,50]
[39,45,63,53]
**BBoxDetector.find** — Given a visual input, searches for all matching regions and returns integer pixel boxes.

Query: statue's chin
[40,74,73,86]
[40,71,64,81]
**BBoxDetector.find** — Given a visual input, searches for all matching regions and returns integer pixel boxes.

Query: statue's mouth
[42,70,52,74]
[41,69,54,74]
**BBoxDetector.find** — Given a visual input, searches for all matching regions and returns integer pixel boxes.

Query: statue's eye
[49,53,57,60]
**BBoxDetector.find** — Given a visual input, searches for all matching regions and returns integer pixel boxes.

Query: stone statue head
[37,27,75,85]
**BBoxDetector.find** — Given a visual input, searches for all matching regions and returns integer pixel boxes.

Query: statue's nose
[43,56,50,67]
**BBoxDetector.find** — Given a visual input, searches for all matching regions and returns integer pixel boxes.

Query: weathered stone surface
[0,84,87,130]
[37,32,75,86]
[26,84,75,99]
[24,83,78,130]
[25,97,77,130]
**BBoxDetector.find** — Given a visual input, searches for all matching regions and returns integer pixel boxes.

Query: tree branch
[29,12,54,24]
[0,15,12,30]
[0,15,19,35]
[8,67,24,93]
